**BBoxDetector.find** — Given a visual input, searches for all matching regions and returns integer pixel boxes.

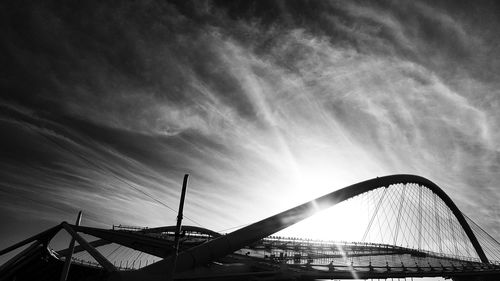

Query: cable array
[465,214,500,264]
[358,183,480,261]
[68,242,162,270]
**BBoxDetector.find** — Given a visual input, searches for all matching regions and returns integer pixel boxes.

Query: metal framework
[141,174,488,277]
[1,174,499,281]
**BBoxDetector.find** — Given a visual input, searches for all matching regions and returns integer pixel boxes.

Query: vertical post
[60,211,82,281]
[173,174,189,273]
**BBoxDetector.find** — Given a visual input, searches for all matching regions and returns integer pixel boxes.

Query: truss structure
[2,174,500,281]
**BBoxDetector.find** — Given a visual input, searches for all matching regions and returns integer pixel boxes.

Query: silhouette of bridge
[2,174,500,281]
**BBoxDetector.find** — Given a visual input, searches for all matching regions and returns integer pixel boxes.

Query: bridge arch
[140,174,488,276]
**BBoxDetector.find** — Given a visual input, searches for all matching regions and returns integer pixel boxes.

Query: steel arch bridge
[2,174,500,281]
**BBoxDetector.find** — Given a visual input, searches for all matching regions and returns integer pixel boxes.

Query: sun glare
[270,151,382,242]
[276,194,372,241]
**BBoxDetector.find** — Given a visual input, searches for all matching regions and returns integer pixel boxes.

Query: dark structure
[2,174,500,281]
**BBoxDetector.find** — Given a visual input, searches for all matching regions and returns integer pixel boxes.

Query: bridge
[2,174,500,281]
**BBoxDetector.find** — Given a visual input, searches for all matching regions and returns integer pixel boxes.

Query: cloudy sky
[1,0,500,264]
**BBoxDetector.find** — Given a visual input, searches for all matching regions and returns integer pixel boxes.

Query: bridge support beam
[60,211,82,281]
[0,241,42,277]
[61,222,117,273]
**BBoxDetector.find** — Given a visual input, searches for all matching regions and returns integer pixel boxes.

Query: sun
[276,192,372,242]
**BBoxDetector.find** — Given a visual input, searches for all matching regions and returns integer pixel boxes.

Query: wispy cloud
[1,0,500,249]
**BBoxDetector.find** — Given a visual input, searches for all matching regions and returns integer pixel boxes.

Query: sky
[1,1,500,272]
